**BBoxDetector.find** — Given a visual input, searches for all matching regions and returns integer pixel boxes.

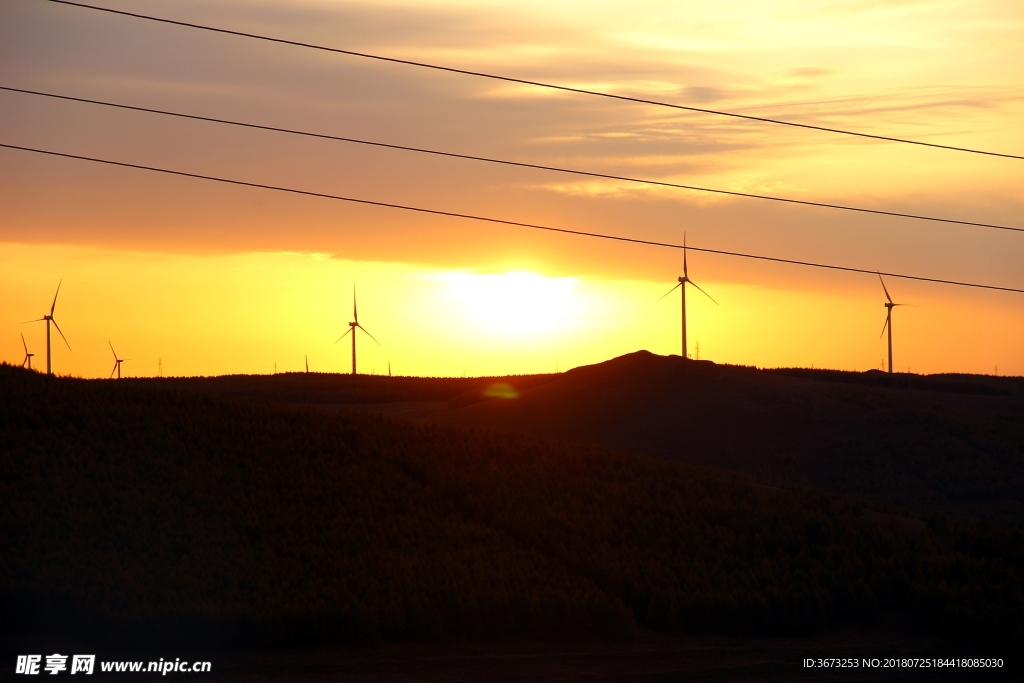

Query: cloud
[1,0,1021,308]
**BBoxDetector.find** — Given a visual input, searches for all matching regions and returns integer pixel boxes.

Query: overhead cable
[45,0,1024,161]
[3,142,1021,295]
[3,85,1020,235]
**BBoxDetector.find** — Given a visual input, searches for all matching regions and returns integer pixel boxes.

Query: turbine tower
[20,333,34,370]
[335,286,380,375]
[108,341,126,379]
[657,234,717,358]
[24,280,70,375]
[878,273,908,374]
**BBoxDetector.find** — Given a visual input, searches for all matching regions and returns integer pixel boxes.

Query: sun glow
[1,244,1021,378]
[435,270,584,340]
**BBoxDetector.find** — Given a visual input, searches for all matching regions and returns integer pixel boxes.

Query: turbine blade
[683,232,688,279]
[353,286,358,324]
[51,318,71,351]
[21,333,28,354]
[879,313,889,339]
[50,279,62,316]
[109,340,117,360]
[110,362,117,379]
[357,324,381,345]
[877,272,892,303]
[655,282,682,302]
[334,328,352,344]
[22,318,46,323]
[687,279,719,305]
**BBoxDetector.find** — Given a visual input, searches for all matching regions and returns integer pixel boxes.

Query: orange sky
[1,0,1022,377]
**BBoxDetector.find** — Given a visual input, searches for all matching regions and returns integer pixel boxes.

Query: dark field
[124,370,557,408]
[2,355,1021,680]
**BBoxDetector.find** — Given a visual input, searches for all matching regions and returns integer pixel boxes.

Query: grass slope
[1,364,1022,649]
[125,371,555,408]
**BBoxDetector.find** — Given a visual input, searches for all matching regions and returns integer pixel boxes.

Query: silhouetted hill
[3,363,1022,652]
[435,351,1024,527]
[124,371,556,407]
[770,366,1021,397]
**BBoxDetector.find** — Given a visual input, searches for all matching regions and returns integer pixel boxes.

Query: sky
[1,0,1022,377]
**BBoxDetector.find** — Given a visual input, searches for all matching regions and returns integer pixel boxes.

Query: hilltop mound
[437,351,1024,525]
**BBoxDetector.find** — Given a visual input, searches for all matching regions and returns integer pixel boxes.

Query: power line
[46,0,1023,162]
[4,85,1020,236]
[3,141,1021,295]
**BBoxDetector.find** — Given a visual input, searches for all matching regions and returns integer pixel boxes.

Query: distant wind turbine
[878,272,910,374]
[305,355,309,373]
[24,280,70,375]
[334,286,380,375]
[108,341,127,379]
[20,333,34,370]
[657,234,717,358]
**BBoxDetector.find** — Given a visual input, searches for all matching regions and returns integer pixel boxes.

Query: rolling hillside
[2,362,1023,653]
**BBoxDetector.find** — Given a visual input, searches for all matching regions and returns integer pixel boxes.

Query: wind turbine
[24,280,70,375]
[108,341,127,379]
[305,355,309,373]
[878,273,910,375]
[657,234,717,358]
[20,333,34,370]
[334,286,380,375]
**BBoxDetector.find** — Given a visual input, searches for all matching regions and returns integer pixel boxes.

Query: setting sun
[436,270,583,339]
